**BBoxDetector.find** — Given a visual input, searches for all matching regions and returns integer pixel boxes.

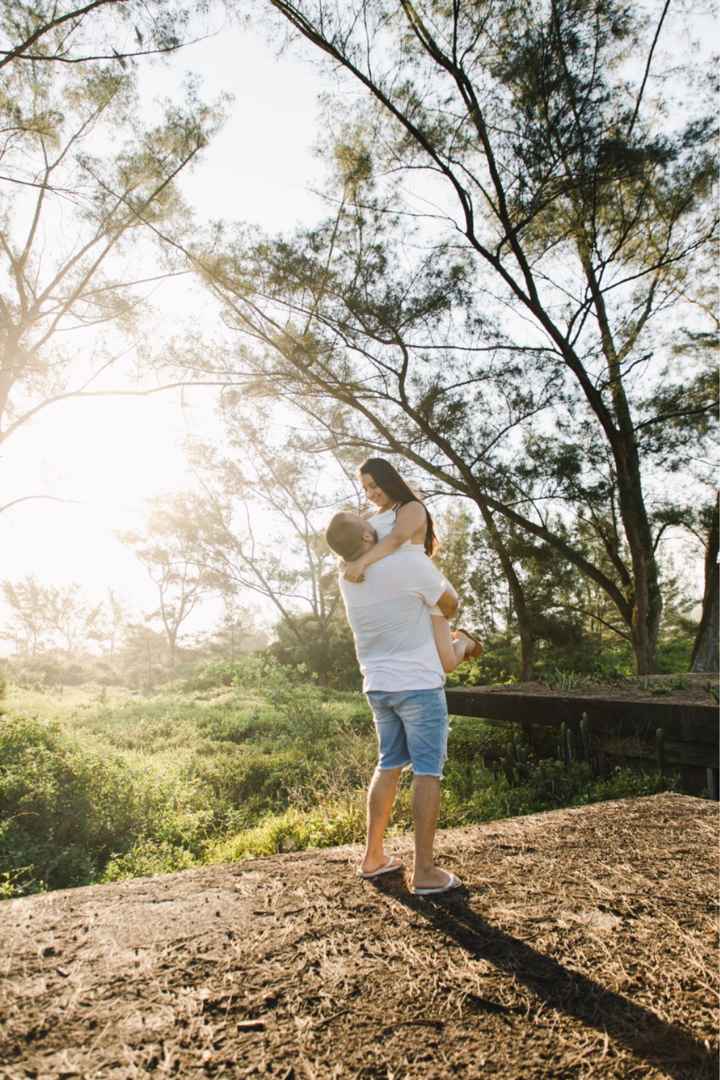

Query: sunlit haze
[1,19,331,632]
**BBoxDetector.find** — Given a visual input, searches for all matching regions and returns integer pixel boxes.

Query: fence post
[656,727,665,775]
[559,721,568,767]
[566,722,576,764]
[580,712,591,764]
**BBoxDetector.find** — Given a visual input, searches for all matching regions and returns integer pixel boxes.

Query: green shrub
[0,679,684,899]
[442,758,672,825]
[184,654,302,694]
[655,632,694,673]
[207,794,367,863]
[185,746,315,821]
[447,716,512,761]
[0,715,155,896]
[270,613,361,689]
[447,633,519,686]
[101,839,198,883]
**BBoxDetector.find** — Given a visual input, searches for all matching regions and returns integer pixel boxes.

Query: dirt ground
[1,793,718,1079]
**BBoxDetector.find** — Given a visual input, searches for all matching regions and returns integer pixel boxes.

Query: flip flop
[455,627,483,659]
[357,856,403,880]
[412,871,462,896]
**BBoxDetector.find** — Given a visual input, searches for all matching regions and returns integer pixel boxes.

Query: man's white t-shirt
[339,547,448,692]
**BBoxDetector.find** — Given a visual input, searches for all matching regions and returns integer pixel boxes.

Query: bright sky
[1,18,332,632]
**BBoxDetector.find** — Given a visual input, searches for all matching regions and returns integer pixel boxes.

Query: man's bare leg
[360,766,402,875]
[411,774,456,890]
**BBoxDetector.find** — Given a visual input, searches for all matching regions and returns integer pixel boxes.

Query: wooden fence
[445,686,719,798]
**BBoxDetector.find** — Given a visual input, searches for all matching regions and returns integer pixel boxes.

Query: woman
[343,457,482,672]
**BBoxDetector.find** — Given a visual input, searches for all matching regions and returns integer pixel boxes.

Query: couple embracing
[325,458,482,897]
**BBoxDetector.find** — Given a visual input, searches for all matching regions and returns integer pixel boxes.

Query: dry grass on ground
[1,793,717,1079]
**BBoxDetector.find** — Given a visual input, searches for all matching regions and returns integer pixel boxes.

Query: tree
[691,501,719,673]
[1,577,49,654]
[199,600,265,661]
[189,0,716,672]
[1,576,104,655]
[434,504,520,635]
[271,608,360,688]
[119,621,168,688]
[182,411,353,669]
[44,584,104,655]
[119,495,215,669]
[0,38,222,479]
[93,588,128,659]
[1,0,199,70]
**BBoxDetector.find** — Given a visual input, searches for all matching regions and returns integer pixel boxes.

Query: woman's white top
[367,507,444,617]
[368,507,424,549]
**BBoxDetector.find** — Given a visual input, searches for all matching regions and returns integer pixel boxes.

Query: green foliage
[214,0,716,679]
[655,631,694,674]
[6,653,91,688]
[183,654,301,693]
[0,714,153,896]
[442,759,672,825]
[207,797,367,862]
[447,633,520,686]
[271,613,361,689]
[183,657,258,691]
[541,669,592,692]
[0,676,682,898]
[102,840,197,883]
[186,747,314,822]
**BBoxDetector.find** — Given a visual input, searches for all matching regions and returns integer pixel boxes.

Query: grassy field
[0,661,672,899]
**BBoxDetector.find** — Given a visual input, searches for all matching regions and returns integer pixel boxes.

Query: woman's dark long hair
[359,457,438,557]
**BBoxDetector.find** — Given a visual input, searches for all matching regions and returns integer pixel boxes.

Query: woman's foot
[453,628,483,659]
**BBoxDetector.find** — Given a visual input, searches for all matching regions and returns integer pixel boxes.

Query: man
[325,510,462,896]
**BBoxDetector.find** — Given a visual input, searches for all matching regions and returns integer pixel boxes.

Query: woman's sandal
[455,627,483,659]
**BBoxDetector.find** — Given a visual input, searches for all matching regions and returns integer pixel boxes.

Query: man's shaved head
[326,512,375,561]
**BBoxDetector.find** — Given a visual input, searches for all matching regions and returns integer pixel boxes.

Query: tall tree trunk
[518,627,536,683]
[145,638,153,689]
[615,438,663,674]
[691,501,719,673]
[577,250,663,675]
[478,505,536,681]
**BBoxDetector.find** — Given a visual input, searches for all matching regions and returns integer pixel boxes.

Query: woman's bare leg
[431,614,471,673]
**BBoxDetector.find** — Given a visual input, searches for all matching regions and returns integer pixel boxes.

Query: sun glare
[1,393,202,596]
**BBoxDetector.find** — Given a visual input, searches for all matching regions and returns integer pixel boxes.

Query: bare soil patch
[1,793,717,1079]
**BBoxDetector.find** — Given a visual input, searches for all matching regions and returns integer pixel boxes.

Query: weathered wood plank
[445,687,718,747]
[602,739,718,769]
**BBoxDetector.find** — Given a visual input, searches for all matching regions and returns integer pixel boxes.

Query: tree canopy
[180,0,717,672]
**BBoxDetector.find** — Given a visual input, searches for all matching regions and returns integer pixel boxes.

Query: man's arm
[408,554,458,618]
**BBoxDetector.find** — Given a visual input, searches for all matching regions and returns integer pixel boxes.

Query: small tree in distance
[119,495,216,670]
[1,576,104,657]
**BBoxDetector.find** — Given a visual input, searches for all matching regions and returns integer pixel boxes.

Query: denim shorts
[366,688,449,778]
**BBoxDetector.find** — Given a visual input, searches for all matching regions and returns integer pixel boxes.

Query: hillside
[1,794,717,1079]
